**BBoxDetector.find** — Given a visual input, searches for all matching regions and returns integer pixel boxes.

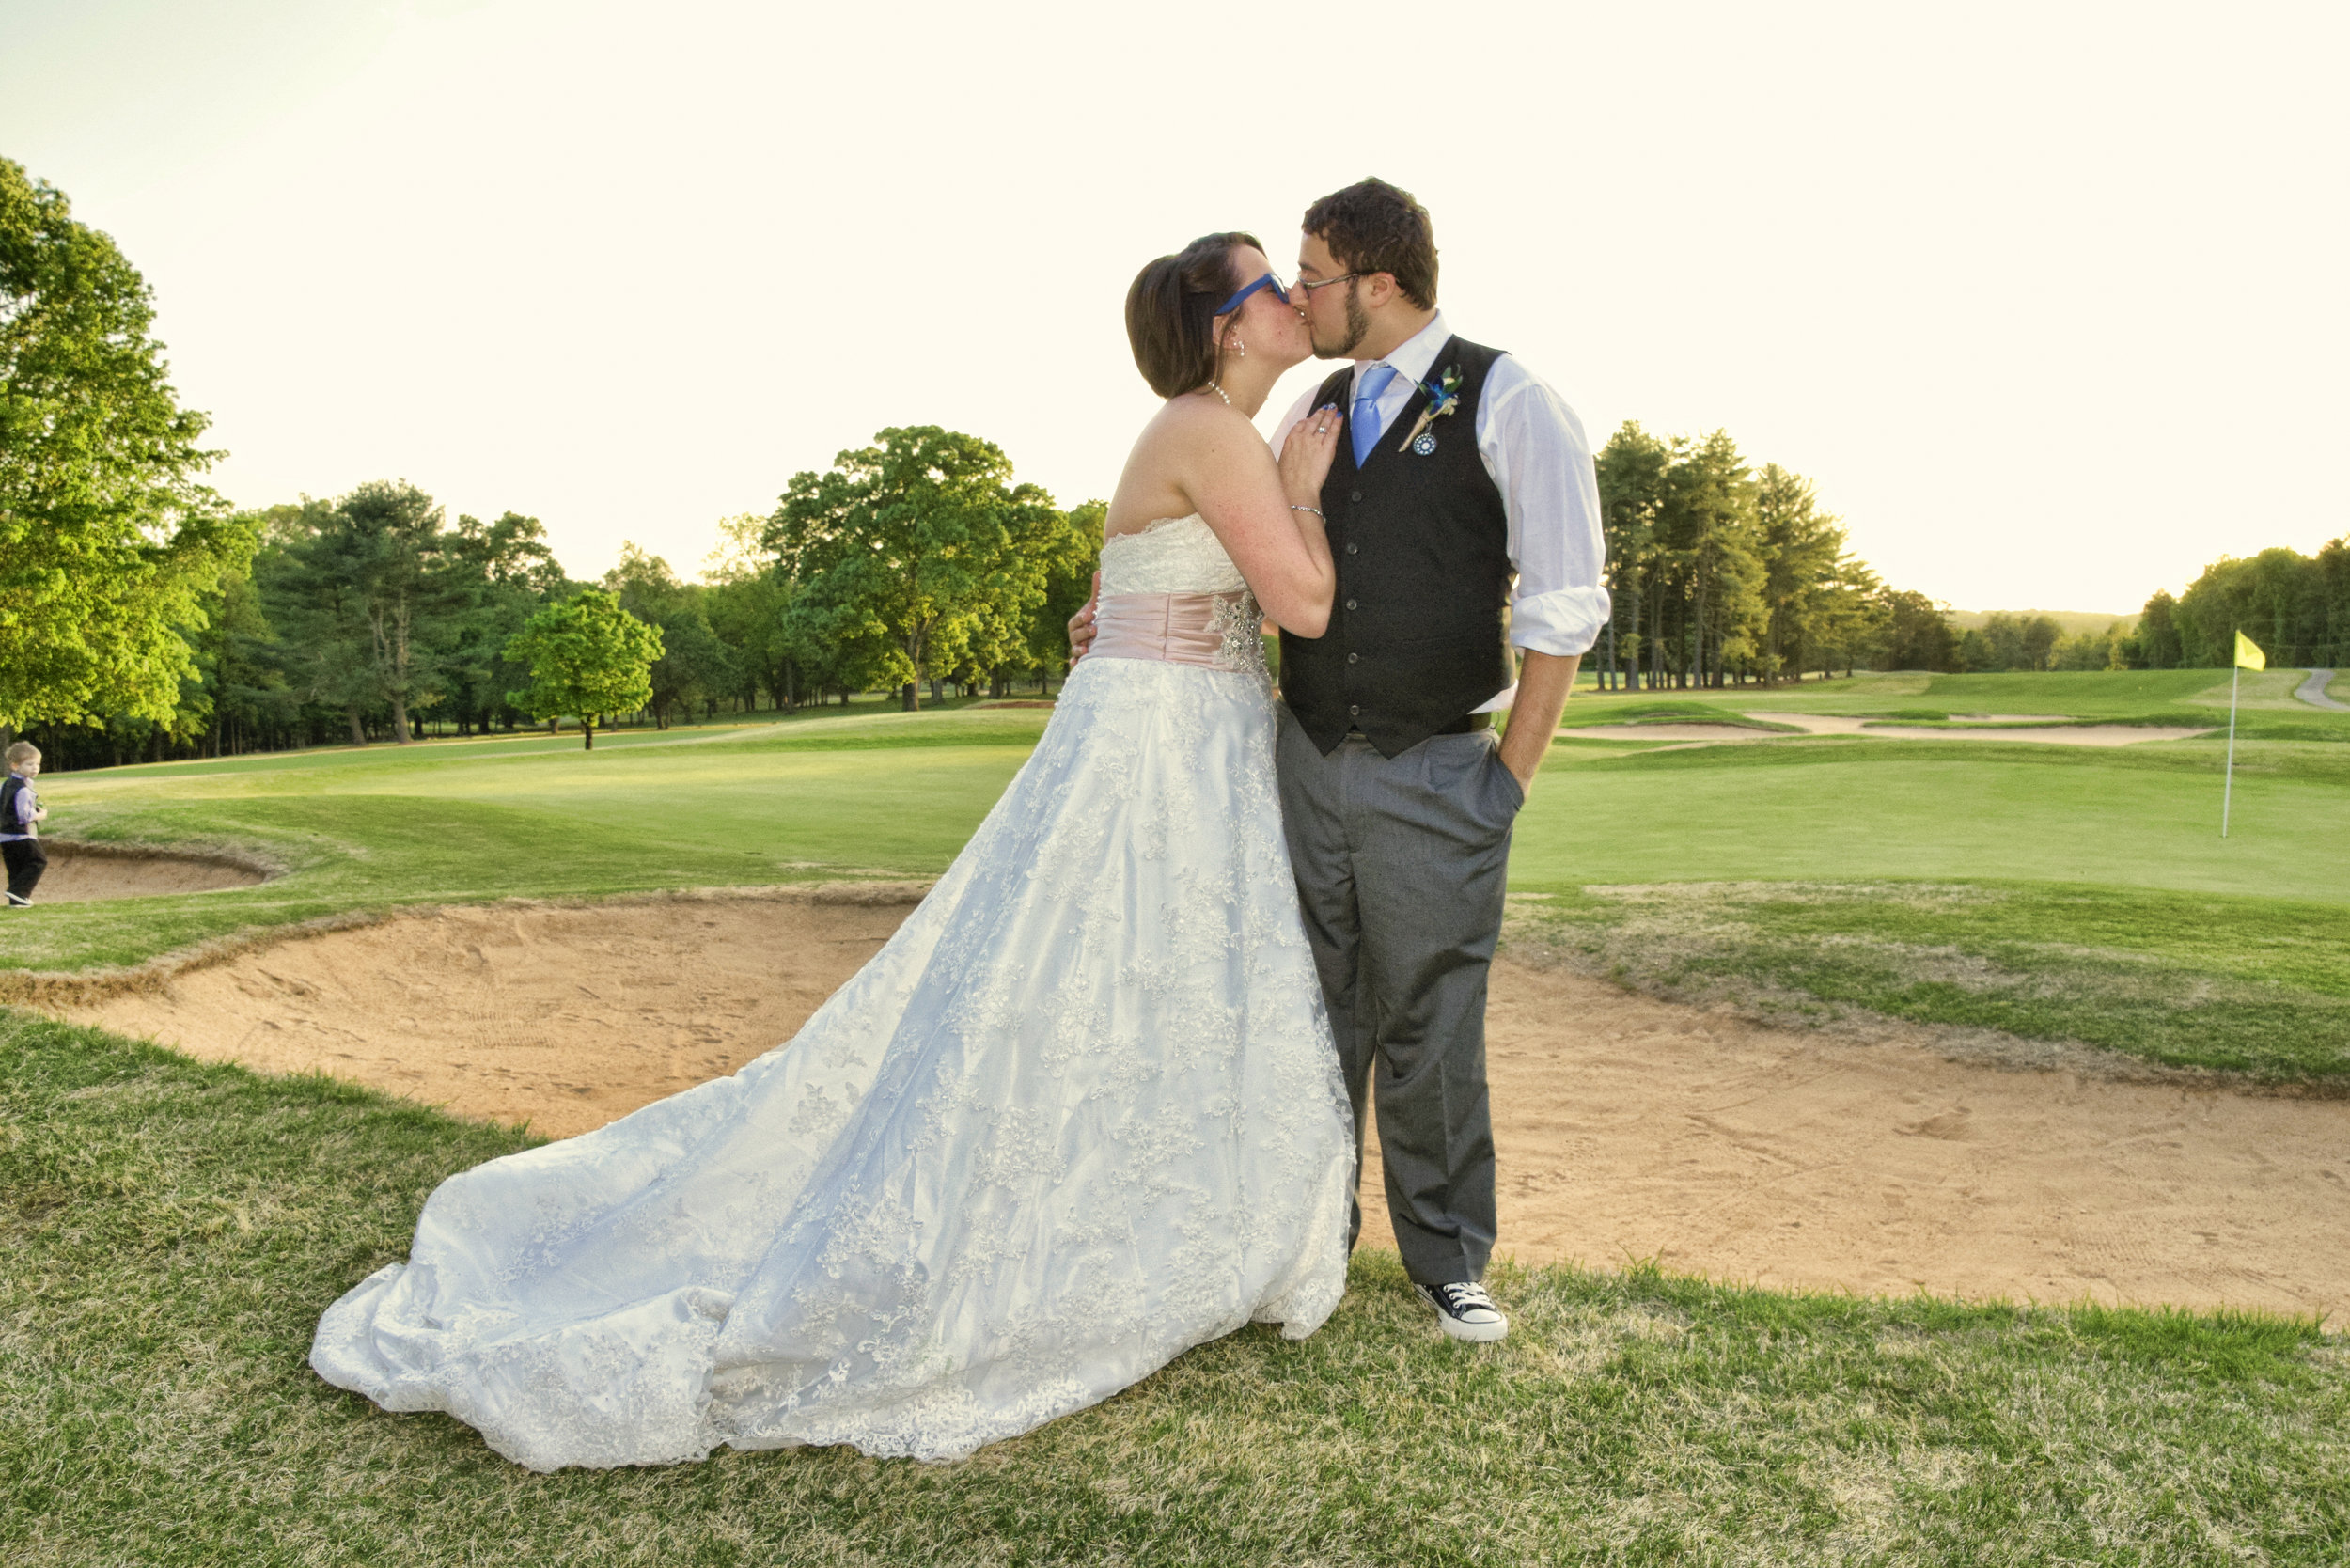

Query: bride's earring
[1231,337,1246,358]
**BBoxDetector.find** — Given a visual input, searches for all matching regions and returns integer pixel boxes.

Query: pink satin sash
[1089,591,1251,669]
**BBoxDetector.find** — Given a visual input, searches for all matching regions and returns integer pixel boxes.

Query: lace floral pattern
[310,516,1355,1471]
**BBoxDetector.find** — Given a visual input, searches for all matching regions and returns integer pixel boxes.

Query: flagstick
[2222,664,2240,838]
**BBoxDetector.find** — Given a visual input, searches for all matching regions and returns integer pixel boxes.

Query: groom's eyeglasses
[1295,273,1361,295]
[1214,273,1290,317]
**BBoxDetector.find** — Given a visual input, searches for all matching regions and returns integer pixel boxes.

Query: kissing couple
[311,178,1612,1469]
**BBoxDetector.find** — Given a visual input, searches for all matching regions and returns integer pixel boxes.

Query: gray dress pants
[1274,704,1522,1286]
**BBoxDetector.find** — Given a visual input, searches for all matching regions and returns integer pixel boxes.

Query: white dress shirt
[1273,312,1611,711]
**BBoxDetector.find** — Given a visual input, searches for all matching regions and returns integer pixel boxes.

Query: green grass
[5,1011,2342,1566]
[4,709,1047,975]
[1516,736,2350,903]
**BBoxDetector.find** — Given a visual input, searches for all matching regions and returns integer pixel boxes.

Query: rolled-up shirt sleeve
[1480,360,1612,656]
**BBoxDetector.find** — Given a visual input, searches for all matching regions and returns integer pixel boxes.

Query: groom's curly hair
[1304,179,1437,310]
[1126,231,1261,399]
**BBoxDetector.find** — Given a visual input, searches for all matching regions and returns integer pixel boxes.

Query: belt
[1089,590,1254,670]
[1346,712,1491,742]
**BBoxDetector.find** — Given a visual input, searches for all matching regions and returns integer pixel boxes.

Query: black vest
[0,776,29,837]
[1279,336,1513,756]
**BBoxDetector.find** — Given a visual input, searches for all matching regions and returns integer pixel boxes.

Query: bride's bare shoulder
[1110,398,1218,531]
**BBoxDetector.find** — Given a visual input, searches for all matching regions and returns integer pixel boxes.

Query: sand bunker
[23,843,268,902]
[1746,713,2217,745]
[52,894,2349,1321]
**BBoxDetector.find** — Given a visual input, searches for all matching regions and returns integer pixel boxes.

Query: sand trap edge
[41,837,285,880]
[0,879,936,1010]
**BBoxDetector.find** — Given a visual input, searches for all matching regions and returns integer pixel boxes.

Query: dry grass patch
[1507,879,2350,1085]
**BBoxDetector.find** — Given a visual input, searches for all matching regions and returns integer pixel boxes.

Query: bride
[310,231,1358,1469]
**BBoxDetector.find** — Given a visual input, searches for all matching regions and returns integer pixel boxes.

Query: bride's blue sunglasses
[1214,273,1290,316]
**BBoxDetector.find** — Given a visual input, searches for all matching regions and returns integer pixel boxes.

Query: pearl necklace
[1205,380,1230,407]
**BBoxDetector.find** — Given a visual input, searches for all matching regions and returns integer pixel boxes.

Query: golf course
[4,667,2347,1564]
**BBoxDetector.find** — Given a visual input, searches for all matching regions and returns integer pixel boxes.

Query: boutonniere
[1397,365,1463,454]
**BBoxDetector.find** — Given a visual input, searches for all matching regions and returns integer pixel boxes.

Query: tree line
[2133,542,2350,670]
[5,448,1103,770]
[1592,423,1957,688]
[1590,421,2348,682]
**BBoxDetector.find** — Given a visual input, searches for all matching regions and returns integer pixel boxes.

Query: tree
[606,542,738,728]
[768,427,1061,711]
[2173,547,2323,667]
[1593,422,1669,690]
[1753,464,1848,688]
[1024,500,1104,696]
[1874,589,1961,671]
[261,481,466,743]
[443,510,566,736]
[1649,431,1762,690]
[0,159,243,735]
[503,589,662,750]
[2132,589,2183,668]
[702,513,791,711]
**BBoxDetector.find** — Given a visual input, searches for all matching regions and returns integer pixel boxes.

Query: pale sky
[6,0,2343,613]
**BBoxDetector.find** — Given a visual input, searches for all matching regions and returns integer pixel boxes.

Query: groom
[1073,179,1609,1342]
[1266,179,1607,1342]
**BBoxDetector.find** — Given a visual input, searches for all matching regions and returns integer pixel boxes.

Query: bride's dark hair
[1125,231,1261,399]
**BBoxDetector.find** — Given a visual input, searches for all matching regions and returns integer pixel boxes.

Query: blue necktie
[1352,363,1399,467]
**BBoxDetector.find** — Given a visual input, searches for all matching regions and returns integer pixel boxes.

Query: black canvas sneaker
[1415,1279,1508,1342]
[4,892,29,907]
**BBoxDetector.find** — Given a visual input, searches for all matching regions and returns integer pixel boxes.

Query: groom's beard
[1312,286,1371,359]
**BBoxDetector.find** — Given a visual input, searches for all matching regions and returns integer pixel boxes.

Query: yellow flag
[2234,631,2266,671]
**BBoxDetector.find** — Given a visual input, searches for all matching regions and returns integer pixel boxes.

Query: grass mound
[1508,879,2350,1082]
[4,1010,2343,1565]
[1557,701,1803,732]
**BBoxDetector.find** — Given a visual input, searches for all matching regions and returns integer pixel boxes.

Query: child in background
[2,741,49,906]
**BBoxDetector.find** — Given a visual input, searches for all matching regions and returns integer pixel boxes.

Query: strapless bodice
[1098,515,1246,596]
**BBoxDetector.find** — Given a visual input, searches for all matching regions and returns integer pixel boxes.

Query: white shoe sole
[1418,1285,1509,1342]
[1435,1312,1508,1343]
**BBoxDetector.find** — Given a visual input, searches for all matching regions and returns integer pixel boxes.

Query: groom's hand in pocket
[1068,572,1101,663]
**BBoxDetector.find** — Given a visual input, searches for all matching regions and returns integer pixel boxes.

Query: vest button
[1346,541,1358,555]
[1345,599,1357,611]
[1349,704,1360,716]
[1348,652,1359,664]
[1350,490,1363,503]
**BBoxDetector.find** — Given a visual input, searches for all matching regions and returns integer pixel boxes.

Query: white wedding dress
[311,515,1356,1469]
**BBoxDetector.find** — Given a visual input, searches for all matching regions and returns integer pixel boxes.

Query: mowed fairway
[1518,740,2347,896]
[0,712,1040,973]
[5,679,2350,1563]
[10,684,2347,976]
